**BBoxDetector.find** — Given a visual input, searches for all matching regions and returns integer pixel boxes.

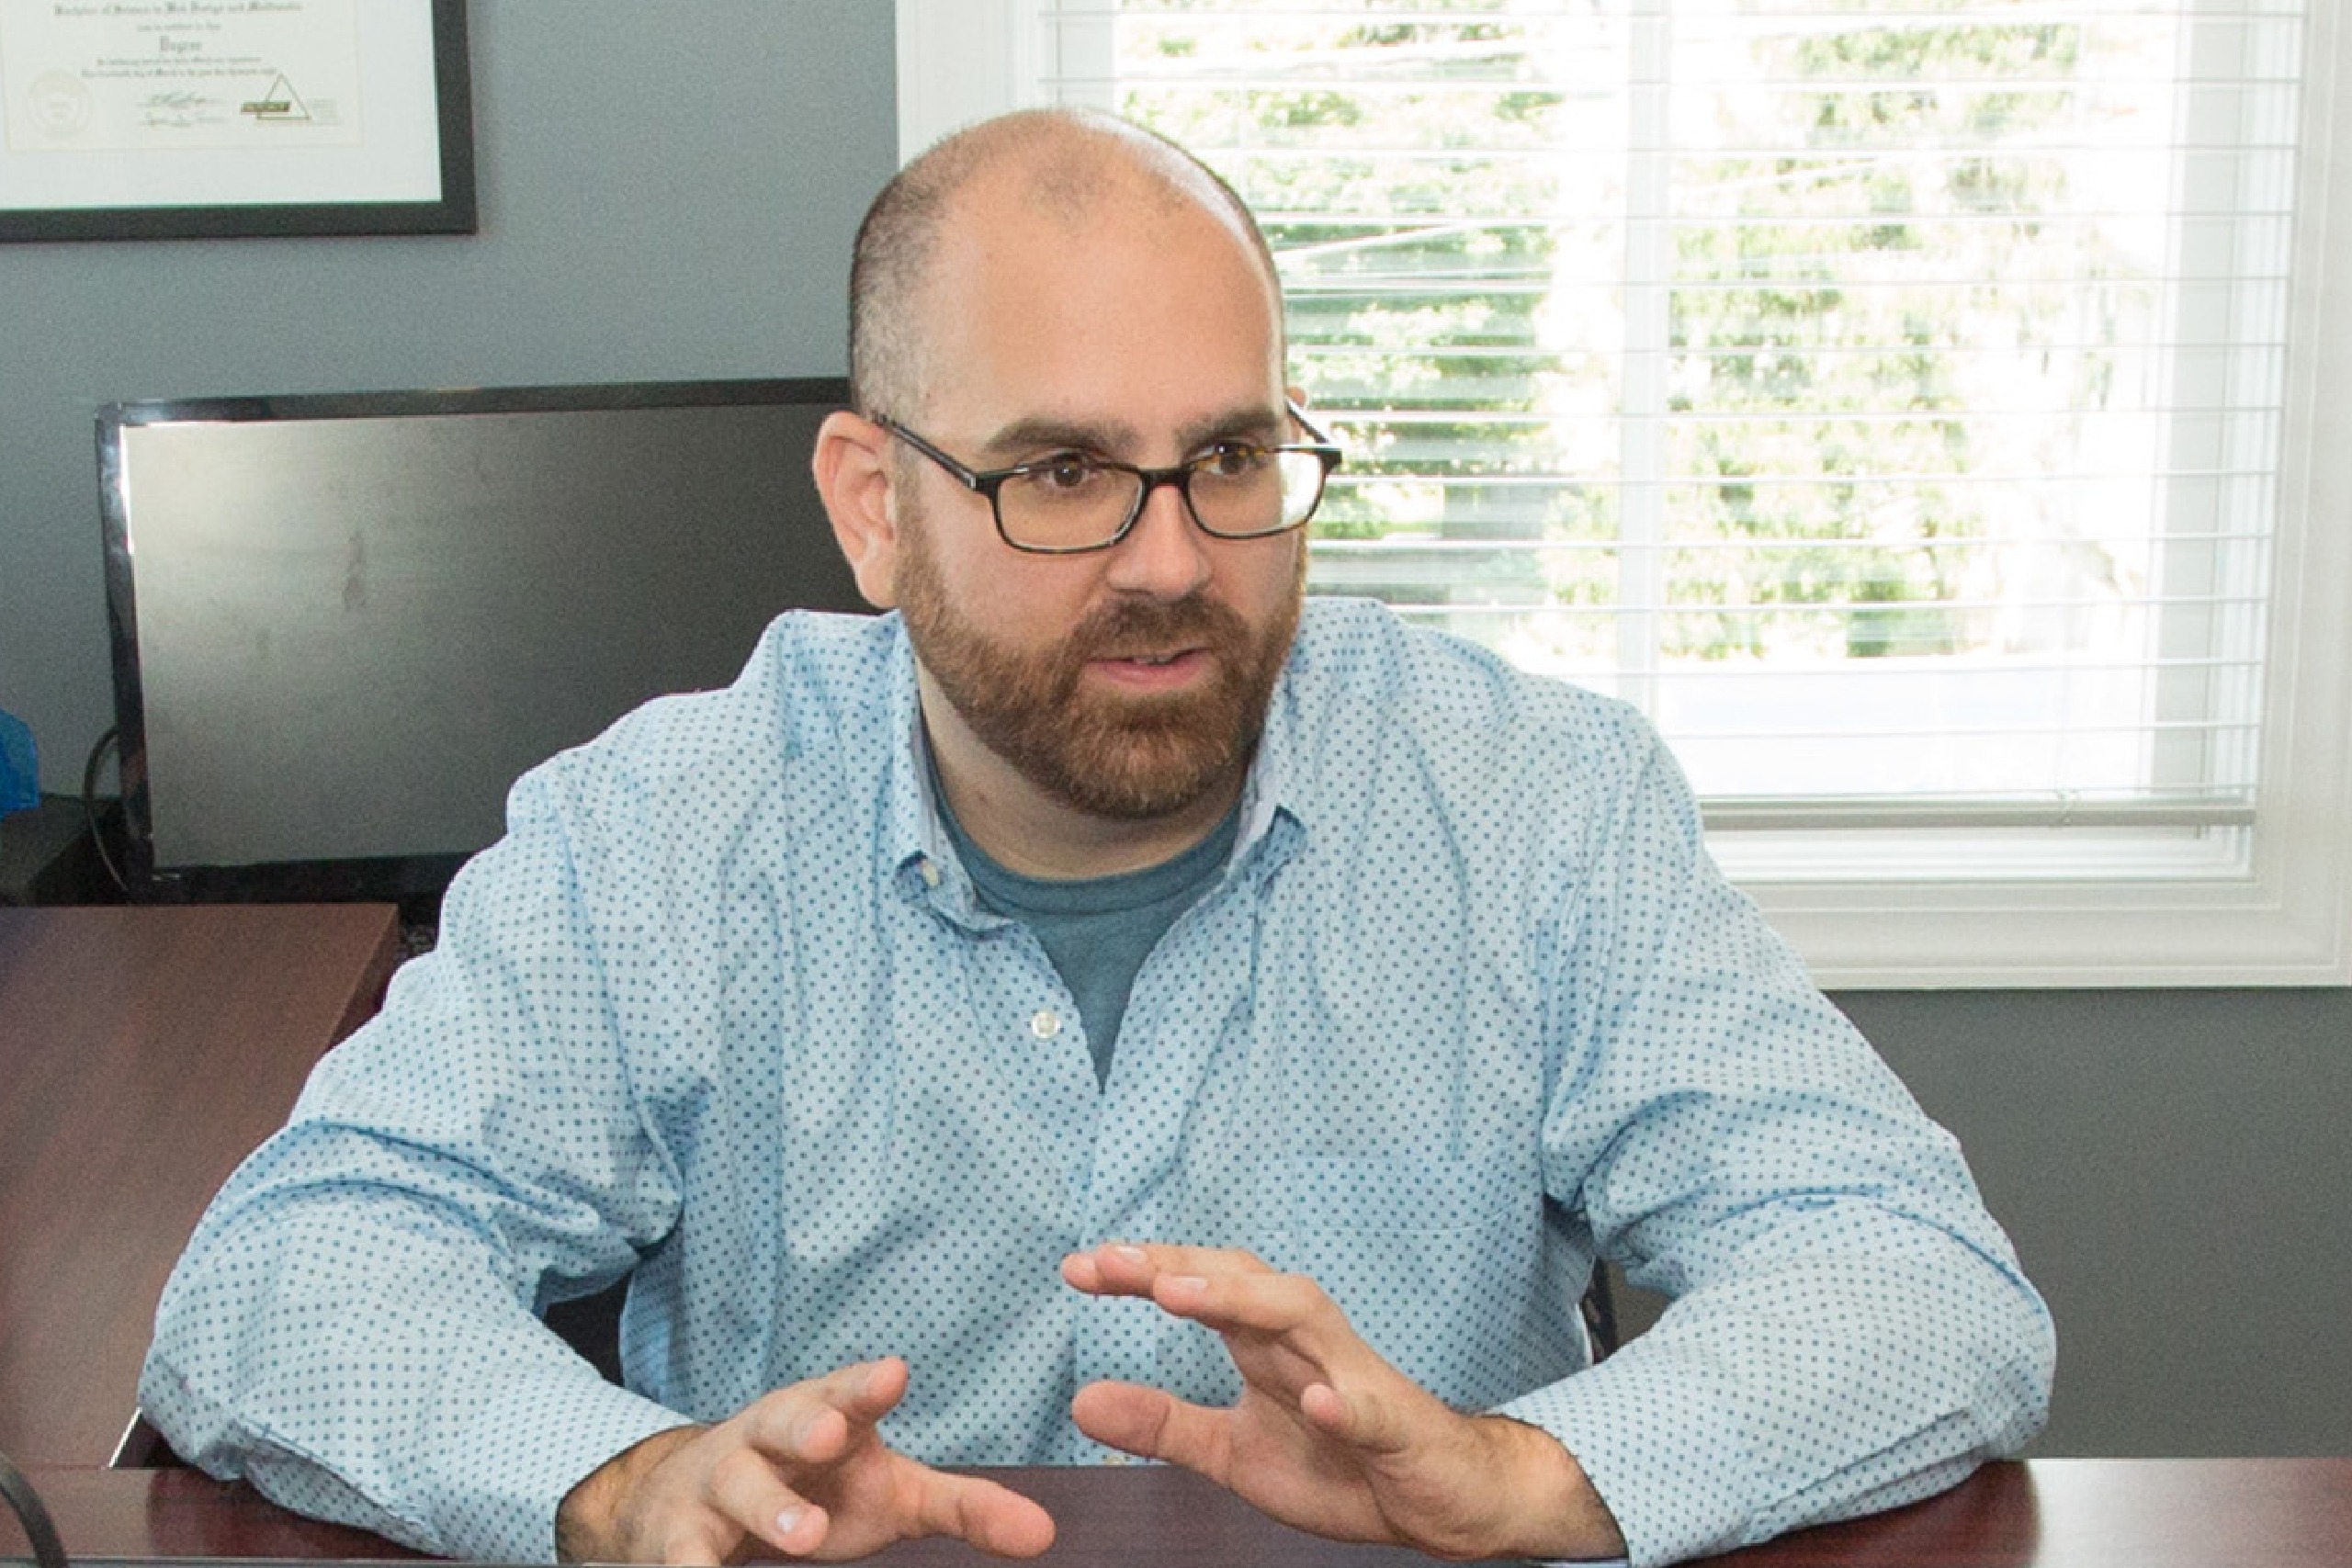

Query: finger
[1069,1258,1352,1406]
[1070,1380,1236,1482]
[1065,1241,1277,1297]
[704,1449,831,1558]
[1138,1272,1433,1438]
[902,1468,1057,1558]
[1142,1264,1331,1340]
[1057,1251,1108,1294]
[741,1358,909,1463]
[815,1354,911,1425]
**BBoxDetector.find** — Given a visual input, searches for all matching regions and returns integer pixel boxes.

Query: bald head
[847,108,1283,421]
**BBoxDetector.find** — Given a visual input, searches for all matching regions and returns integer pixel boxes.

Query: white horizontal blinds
[1042,0,2305,829]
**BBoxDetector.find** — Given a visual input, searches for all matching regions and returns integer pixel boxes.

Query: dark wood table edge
[14,1459,2352,1566]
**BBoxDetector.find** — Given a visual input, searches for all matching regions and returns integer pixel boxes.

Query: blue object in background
[0,708,37,818]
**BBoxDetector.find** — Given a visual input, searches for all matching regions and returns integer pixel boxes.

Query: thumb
[1303,1379,1416,1456]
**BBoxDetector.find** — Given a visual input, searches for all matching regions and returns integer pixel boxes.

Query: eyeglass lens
[997,448,1329,550]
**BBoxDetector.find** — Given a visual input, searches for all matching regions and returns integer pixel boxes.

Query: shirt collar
[876,619,978,915]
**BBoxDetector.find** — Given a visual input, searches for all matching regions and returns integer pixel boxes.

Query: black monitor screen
[98,378,867,906]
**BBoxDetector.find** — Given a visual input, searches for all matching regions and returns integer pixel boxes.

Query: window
[898,0,2352,987]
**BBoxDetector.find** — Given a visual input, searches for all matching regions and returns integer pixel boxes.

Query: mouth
[1088,646,1211,688]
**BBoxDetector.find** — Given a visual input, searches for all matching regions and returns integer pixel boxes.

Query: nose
[1102,473,1213,599]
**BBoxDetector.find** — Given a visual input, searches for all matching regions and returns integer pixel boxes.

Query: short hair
[846,107,1283,421]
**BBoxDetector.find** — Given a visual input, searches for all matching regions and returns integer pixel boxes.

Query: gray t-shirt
[939,790,1241,1086]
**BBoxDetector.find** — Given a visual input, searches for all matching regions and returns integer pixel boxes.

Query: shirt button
[1029,1009,1062,1040]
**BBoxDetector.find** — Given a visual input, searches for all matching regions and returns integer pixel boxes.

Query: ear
[813,410,903,609]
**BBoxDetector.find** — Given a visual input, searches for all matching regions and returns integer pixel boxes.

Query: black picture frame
[0,0,475,243]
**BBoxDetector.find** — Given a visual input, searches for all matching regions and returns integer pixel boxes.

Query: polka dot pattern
[141,601,2052,1566]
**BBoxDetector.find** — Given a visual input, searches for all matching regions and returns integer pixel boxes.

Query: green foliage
[1109,5,2138,665]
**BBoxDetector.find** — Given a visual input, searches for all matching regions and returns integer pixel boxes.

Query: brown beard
[895,511,1300,821]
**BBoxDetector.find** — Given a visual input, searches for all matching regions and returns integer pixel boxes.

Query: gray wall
[1841,987,2352,1459]
[0,0,890,795]
[2,0,2345,1465]
[1602,984,2352,1460]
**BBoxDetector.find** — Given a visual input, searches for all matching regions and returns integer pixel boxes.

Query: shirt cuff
[432,1372,700,1562]
[1494,1345,1754,1568]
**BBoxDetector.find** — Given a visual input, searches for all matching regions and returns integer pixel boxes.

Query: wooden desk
[0,904,401,1465]
[8,1460,2352,1566]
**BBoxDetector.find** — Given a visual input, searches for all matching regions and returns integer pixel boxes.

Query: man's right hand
[553,1357,1057,1563]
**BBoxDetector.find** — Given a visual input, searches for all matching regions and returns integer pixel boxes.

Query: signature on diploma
[141,90,222,130]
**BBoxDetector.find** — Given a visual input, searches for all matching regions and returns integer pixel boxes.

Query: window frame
[896,0,2352,988]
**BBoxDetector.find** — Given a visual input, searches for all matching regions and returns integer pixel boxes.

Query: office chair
[1581,1267,1622,1361]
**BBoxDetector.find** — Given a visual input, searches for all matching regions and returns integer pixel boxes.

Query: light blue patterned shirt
[141,601,2052,1567]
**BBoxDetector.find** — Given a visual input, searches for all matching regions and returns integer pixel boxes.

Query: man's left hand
[1059,1243,1627,1562]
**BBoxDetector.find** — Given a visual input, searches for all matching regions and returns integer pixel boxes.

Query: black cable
[0,1447,69,1568]
[80,727,128,897]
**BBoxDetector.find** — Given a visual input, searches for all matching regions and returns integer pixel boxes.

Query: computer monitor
[97,377,867,908]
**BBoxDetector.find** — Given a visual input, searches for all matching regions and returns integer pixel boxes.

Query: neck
[915,670,1247,879]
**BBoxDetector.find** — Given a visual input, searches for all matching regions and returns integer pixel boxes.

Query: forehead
[913,169,1285,443]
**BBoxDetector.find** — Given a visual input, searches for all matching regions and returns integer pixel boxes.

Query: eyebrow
[978,402,1287,467]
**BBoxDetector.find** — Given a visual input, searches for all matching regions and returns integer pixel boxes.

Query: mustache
[1066,592,1248,662]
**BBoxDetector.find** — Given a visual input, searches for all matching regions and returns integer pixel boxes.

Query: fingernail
[1113,1244,1148,1263]
[776,1506,807,1536]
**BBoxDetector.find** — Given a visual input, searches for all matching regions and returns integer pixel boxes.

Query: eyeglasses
[871,401,1343,555]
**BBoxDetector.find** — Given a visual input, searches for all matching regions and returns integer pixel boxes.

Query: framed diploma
[0,0,473,241]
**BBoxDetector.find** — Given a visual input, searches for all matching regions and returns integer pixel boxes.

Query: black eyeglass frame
[870,400,1343,556]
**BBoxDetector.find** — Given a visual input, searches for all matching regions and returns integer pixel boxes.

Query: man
[141,108,2052,1568]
